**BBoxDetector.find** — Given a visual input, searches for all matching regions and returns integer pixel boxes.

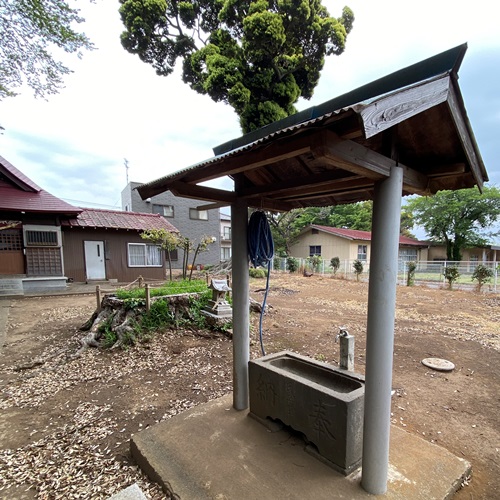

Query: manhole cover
[421,358,455,372]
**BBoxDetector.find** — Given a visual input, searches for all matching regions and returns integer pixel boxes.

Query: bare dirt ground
[0,275,499,499]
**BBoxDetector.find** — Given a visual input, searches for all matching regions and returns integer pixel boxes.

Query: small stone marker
[421,357,455,372]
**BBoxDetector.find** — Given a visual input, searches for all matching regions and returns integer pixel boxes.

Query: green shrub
[249,267,268,278]
[406,261,417,286]
[443,265,460,290]
[353,259,364,281]
[286,257,299,273]
[330,257,340,275]
[308,255,322,272]
[472,264,494,291]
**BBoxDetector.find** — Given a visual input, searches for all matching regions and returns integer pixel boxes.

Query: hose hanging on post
[247,211,274,356]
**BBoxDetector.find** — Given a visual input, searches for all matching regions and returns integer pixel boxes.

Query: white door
[84,241,106,280]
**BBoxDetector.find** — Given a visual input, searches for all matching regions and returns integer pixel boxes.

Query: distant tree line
[268,187,500,260]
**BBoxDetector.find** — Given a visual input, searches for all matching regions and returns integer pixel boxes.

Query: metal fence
[270,257,500,292]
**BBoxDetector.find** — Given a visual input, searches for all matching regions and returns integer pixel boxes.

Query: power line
[61,198,122,209]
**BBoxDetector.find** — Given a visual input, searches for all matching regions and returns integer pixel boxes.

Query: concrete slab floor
[131,394,470,499]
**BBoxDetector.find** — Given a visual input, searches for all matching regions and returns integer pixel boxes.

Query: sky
[1,0,499,219]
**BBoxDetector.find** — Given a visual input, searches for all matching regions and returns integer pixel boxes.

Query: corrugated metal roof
[137,109,344,197]
[62,208,179,232]
[312,225,426,246]
[213,44,467,156]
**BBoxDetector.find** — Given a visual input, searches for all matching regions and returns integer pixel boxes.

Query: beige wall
[290,229,430,263]
[289,229,370,262]
[427,245,494,262]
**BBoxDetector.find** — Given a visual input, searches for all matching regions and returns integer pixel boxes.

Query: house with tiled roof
[0,155,83,293]
[61,208,179,283]
[290,224,429,265]
[0,155,180,294]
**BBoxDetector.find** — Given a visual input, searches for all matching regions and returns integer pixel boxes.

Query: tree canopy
[0,0,93,100]
[119,0,354,132]
[268,202,372,255]
[403,187,500,261]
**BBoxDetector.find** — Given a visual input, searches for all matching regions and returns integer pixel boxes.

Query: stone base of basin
[249,351,365,475]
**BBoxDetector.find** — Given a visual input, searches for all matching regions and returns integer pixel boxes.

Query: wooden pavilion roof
[138,44,488,211]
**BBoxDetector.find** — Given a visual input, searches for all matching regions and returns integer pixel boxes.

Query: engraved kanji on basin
[249,351,365,475]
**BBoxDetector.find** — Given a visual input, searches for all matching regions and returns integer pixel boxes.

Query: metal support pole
[231,198,250,410]
[361,165,403,495]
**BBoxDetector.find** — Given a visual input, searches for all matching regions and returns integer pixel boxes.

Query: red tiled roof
[0,155,41,192]
[311,225,426,246]
[0,156,82,215]
[0,185,82,214]
[62,208,179,232]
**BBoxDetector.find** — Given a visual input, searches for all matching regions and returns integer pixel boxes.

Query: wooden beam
[318,131,430,194]
[278,185,374,204]
[169,181,237,204]
[182,131,323,184]
[271,177,373,202]
[428,172,476,193]
[196,202,230,211]
[238,171,361,199]
[359,75,450,139]
[424,163,466,178]
[246,198,296,212]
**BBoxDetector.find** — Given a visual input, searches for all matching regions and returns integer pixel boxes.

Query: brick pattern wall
[121,182,222,268]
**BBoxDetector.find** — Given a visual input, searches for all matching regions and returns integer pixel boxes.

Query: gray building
[121,182,221,269]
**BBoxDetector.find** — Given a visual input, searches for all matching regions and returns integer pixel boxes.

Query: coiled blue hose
[247,211,274,356]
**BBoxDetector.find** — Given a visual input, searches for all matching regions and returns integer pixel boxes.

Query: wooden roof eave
[445,76,488,191]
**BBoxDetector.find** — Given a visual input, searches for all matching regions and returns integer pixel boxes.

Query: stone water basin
[249,351,365,475]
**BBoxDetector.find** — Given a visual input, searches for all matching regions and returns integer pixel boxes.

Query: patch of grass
[115,279,208,300]
[140,299,176,331]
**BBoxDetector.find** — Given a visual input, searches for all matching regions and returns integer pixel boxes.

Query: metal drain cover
[421,358,455,372]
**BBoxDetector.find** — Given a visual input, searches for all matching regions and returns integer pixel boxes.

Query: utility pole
[124,158,129,185]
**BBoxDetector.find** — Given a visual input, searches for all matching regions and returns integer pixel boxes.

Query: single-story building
[290,225,428,263]
[426,242,499,264]
[61,208,179,283]
[0,155,179,294]
[0,155,82,293]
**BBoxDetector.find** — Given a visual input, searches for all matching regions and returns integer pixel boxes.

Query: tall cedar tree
[119,0,354,132]
[0,0,93,100]
[404,187,500,261]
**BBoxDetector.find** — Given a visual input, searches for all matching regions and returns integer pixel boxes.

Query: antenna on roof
[124,158,129,185]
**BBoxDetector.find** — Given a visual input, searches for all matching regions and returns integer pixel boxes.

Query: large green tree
[285,202,373,235]
[0,0,93,100]
[404,187,500,261]
[119,0,354,132]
